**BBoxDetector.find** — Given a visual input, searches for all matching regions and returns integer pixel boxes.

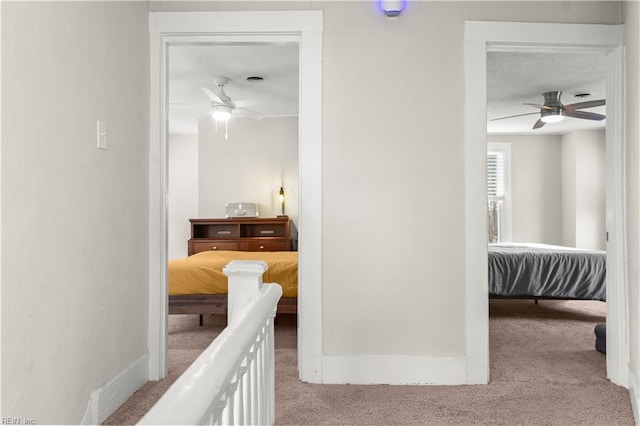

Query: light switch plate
[97,120,107,151]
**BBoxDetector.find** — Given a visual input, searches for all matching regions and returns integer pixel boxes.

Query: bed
[488,243,606,301]
[168,250,298,322]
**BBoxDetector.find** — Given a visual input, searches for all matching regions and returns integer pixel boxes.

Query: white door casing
[148,11,324,382]
[464,21,627,385]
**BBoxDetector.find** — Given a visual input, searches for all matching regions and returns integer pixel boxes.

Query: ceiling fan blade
[523,103,553,110]
[565,110,606,121]
[564,99,606,110]
[490,112,540,121]
[532,119,545,129]
[233,107,264,120]
[201,87,224,103]
[169,102,209,107]
[232,99,256,108]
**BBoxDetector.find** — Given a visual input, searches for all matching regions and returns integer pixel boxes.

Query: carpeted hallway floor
[105,299,634,425]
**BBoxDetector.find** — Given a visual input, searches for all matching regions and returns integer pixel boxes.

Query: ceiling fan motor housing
[542,90,563,106]
[539,91,565,123]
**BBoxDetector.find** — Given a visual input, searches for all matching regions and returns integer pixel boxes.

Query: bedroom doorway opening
[166,41,301,261]
[164,39,301,371]
[485,47,610,379]
[464,21,627,386]
[149,11,324,382]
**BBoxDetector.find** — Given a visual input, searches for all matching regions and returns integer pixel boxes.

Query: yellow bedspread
[169,251,298,297]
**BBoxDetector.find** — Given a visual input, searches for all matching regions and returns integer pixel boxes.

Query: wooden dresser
[188,217,294,255]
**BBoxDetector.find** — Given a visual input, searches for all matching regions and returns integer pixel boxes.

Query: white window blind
[487,151,505,199]
[487,143,511,243]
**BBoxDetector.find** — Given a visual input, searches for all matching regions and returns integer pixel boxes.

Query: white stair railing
[139,260,282,425]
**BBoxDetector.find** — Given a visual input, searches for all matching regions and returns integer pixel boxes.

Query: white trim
[605,45,630,387]
[464,22,626,385]
[148,13,168,380]
[321,355,467,385]
[629,366,640,425]
[80,354,149,425]
[297,26,324,383]
[466,21,623,47]
[148,11,324,383]
[464,31,490,384]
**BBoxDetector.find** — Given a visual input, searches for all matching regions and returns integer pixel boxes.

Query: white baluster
[250,343,260,424]
[258,329,267,424]
[267,311,276,424]
[242,355,251,422]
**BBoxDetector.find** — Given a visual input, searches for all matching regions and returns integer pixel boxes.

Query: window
[487,143,511,243]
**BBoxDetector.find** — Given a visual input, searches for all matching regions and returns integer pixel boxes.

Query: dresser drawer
[239,240,290,251]
[193,224,239,239]
[241,223,288,238]
[191,241,238,254]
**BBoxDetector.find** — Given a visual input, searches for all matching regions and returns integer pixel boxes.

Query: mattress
[488,243,606,301]
[169,250,298,297]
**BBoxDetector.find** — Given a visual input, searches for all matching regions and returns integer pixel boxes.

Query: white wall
[491,135,563,245]
[561,135,578,246]
[574,130,606,250]
[624,0,640,417]
[198,116,299,225]
[491,132,605,249]
[562,130,606,250]
[149,0,621,359]
[168,134,199,259]
[2,2,149,424]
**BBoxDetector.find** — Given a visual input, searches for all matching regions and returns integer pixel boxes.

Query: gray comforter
[488,243,606,301]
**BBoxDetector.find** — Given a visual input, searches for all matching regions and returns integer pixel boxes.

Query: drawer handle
[260,230,275,235]
[217,231,231,235]
[212,246,218,250]
[259,245,265,249]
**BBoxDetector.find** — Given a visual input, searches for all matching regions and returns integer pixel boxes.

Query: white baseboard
[320,355,468,385]
[80,353,149,424]
[629,366,640,425]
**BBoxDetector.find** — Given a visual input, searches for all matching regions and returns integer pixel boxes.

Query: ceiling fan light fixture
[540,107,565,123]
[211,105,232,121]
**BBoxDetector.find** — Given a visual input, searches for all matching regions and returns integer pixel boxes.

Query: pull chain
[214,119,229,140]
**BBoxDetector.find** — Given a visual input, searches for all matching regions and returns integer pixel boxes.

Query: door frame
[148,11,324,381]
[464,21,627,385]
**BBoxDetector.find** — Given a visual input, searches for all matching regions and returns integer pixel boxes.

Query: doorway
[166,41,301,258]
[148,11,323,382]
[464,21,627,386]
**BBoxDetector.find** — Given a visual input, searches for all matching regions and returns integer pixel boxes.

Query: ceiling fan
[199,78,264,121]
[491,91,606,129]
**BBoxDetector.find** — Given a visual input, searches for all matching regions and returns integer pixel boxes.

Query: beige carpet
[105,300,634,425]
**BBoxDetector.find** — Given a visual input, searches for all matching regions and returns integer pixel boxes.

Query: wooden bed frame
[169,294,297,325]
[171,217,299,325]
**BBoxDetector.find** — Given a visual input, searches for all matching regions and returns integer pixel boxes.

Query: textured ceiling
[168,44,607,136]
[168,43,299,134]
[487,49,607,135]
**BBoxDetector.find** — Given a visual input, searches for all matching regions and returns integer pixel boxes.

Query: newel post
[223,260,269,324]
